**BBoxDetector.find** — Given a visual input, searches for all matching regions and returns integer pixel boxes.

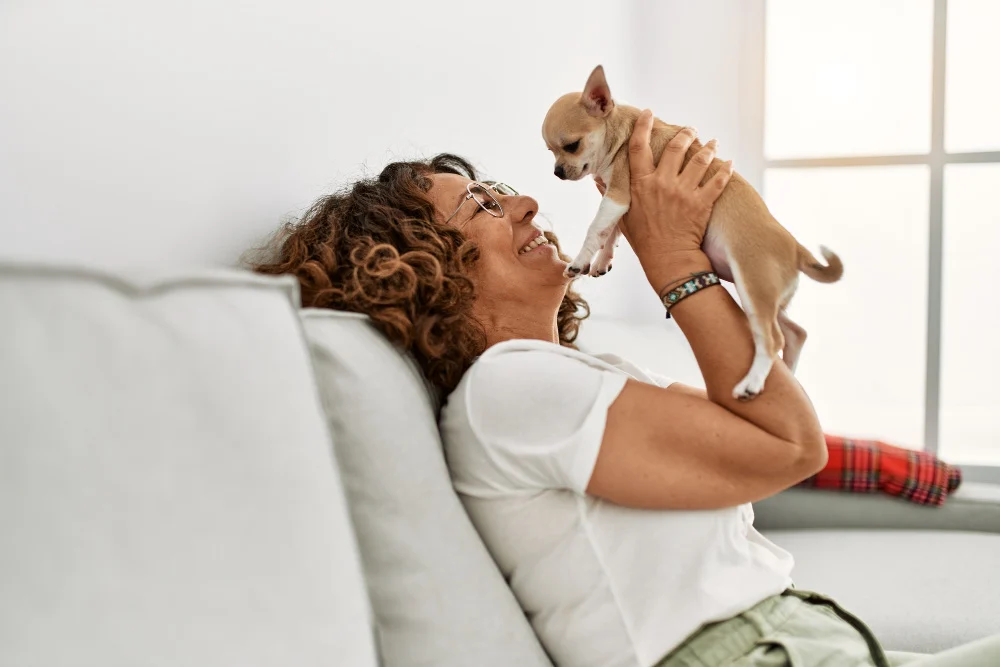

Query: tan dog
[542,65,843,400]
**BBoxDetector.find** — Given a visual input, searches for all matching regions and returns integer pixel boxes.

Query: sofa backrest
[301,308,552,667]
[0,264,377,667]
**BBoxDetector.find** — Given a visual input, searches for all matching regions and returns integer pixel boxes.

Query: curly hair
[252,154,589,392]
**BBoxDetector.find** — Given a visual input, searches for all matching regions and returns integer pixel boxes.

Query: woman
[255,111,998,667]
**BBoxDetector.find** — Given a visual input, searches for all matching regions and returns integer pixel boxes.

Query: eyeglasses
[444,181,519,224]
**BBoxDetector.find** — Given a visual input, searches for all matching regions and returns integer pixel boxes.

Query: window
[764,0,1000,474]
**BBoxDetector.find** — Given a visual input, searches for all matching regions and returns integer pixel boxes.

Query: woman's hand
[598,109,733,293]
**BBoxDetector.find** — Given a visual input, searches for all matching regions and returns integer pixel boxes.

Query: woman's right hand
[586,114,827,511]
[613,109,733,293]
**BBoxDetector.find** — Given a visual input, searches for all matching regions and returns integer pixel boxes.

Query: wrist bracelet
[657,270,715,299]
[660,271,720,318]
[659,270,709,294]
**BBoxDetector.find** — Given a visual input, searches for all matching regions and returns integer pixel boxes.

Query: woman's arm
[586,111,826,510]
[588,284,827,510]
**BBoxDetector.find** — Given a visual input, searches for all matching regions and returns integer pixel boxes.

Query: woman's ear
[581,65,614,118]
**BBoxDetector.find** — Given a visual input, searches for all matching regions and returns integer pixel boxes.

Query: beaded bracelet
[659,271,720,319]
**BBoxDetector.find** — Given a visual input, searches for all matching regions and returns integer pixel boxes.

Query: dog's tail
[798,244,843,283]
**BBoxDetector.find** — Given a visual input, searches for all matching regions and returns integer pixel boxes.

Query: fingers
[699,159,734,203]
[679,139,717,188]
[657,127,698,177]
[628,109,656,178]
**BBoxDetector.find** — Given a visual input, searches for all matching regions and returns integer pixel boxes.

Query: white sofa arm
[753,482,1000,534]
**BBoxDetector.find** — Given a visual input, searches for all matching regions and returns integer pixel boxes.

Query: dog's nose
[554,165,566,180]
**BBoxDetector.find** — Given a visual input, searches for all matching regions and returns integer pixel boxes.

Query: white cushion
[0,263,377,667]
[300,309,552,667]
[766,529,1000,653]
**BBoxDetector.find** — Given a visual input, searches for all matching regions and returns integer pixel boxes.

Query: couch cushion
[755,485,1000,534]
[300,309,552,667]
[0,263,376,667]
[765,529,1000,653]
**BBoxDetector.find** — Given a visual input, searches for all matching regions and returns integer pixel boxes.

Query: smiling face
[427,173,570,323]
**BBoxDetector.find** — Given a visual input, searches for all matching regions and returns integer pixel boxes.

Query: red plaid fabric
[797,434,963,506]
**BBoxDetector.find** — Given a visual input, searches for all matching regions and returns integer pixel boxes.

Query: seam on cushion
[0,261,301,304]
[574,495,644,667]
[300,307,368,321]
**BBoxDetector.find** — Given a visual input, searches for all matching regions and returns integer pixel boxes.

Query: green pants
[655,589,1000,667]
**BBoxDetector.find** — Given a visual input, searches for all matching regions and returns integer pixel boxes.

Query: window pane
[764,167,929,447]
[940,164,1000,464]
[945,0,1000,152]
[765,0,933,159]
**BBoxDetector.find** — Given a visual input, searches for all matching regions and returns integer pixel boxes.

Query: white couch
[2,263,998,667]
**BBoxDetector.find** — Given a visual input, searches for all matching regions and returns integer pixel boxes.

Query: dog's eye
[563,140,581,154]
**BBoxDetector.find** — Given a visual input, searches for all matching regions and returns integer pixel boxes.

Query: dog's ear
[581,65,614,118]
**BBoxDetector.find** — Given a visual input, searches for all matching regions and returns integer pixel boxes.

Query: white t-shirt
[440,339,794,667]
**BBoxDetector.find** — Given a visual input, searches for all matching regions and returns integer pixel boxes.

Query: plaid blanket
[797,434,963,506]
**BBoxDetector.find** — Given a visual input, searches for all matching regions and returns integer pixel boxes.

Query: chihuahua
[542,65,842,400]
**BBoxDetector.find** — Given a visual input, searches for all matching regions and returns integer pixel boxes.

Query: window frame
[758,0,1000,482]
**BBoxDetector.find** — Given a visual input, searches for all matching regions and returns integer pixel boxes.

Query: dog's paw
[732,373,766,402]
[565,249,595,278]
[588,247,615,277]
[588,262,613,277]
[564,263,591,278]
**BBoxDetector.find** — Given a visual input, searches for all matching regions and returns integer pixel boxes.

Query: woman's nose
[509,195,538,226]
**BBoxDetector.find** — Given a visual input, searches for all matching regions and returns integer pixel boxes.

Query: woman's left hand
[599,164,807,374]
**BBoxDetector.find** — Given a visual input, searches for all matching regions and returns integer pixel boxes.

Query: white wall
[579,0,763,380]
[1,0,758,333]
[631,0,764,191]
[0,3,632,274]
